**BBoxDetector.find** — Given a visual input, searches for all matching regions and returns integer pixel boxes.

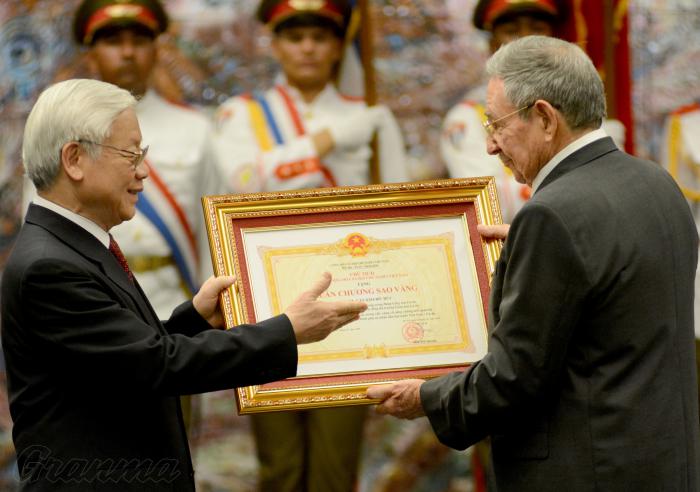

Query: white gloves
[328,105,389,151]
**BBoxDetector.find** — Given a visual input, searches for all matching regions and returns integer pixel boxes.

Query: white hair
[22,79,137,190]
[486,35,606,130]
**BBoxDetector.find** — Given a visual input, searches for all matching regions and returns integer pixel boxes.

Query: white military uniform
[212,78,408,492]
[440,97,627,224]
[212,79,409,192]
[661,103,700,337]
[110,90,221,318]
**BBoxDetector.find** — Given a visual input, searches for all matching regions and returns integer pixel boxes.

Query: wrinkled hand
[477,223,509,241]
[366,379,426,419]
[328,105,389,151]
[193,275,237,328]
[284,272,368,344]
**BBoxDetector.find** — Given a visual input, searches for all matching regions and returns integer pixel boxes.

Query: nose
[299,36,315,52]
[122,43,135,58]
[136,161,149,180]
[485,133,500,155]
[118,35,136,58]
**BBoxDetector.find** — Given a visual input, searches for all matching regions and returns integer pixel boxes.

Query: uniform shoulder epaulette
[459,99,481,108]
[162,96,200,113]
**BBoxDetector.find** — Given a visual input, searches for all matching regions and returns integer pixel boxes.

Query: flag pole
[358,0,380,184]
[602,0,617,119]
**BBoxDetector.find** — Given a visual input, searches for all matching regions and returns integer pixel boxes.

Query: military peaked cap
[473,0,565,31]
[256,0,352,32]
[73,0,168,45]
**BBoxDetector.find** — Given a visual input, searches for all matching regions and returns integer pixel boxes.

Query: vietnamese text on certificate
[241,216,488,376]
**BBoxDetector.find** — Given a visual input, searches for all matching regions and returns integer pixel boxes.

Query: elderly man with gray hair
[368,35,699,491]
[1,78,366,491]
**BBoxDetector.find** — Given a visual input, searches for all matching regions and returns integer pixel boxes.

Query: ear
[330,35,343,62]
[85,50,99,77]
[61,142,86,182]
[488,35,499,54]
[270,36,281,61]
[533,100,559,142]
[152,38,161,64]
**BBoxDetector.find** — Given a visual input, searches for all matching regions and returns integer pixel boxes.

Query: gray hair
[22,79,137,190]
[485,35,606,130]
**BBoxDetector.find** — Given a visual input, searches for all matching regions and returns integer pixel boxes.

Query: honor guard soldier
[440,0,626,223]
[70,0,223,317]
[3,77,366,490]
[212,0,410,194]
[212,1,410,491]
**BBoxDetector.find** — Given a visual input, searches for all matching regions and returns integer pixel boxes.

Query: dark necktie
[108,234,134,282]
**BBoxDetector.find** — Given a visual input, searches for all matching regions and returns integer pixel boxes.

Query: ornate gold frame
[202,178,502,413]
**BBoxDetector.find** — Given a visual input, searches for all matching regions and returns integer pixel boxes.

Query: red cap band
[483,0,558,30]
[83,4,159,44]
[266,0,344,29]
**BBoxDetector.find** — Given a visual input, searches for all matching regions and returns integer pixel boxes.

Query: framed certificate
[202,178,502,413]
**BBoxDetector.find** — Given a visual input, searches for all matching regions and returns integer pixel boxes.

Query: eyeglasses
[78,140,149,171]
[483,103,534,136]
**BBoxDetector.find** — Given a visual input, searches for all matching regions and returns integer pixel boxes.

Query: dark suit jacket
[421,137,700,491]
[1,204,298,491]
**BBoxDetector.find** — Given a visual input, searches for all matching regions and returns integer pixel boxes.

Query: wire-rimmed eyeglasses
[483,103,534,136]
[78,139,149,171]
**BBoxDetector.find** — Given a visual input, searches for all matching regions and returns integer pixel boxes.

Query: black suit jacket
[421,138,700,491]
[1,204,297,491]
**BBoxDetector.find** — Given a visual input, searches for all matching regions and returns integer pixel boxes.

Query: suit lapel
[25,205,162,327]
[537,137,619,192]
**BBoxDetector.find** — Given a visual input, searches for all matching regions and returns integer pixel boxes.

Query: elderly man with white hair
[1,78,366,491]
[369,36,699,492]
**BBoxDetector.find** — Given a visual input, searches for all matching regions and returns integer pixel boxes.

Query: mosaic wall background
[0,0,699,490]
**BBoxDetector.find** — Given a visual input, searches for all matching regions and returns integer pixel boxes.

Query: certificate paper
[242,216,488,376]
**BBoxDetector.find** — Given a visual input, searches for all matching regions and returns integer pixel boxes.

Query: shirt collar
[136,89,157,108]
[33,195,110,248]
[276,74,336,107]
[531,128,608,193]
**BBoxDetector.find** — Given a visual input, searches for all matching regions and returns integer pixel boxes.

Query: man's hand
[284,272,367,344]
[477,223,510,240]
[366,379,426,419]
[193,275,236,328]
